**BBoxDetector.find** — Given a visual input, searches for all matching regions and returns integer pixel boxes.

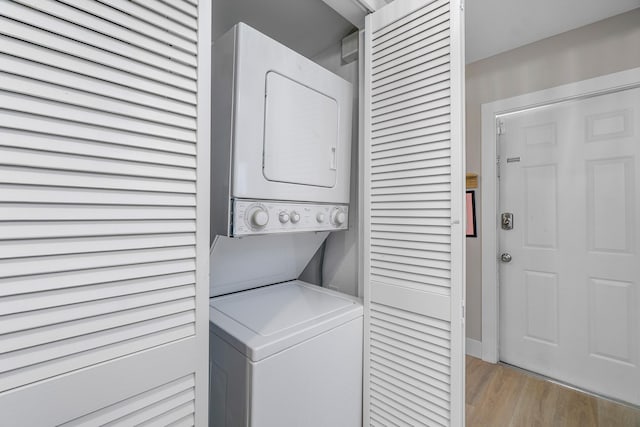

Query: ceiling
[212,0,640,63]
[465,0,640,63]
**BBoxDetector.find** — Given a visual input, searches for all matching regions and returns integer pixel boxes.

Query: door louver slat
[0,130,197,165]
[0,73,196,128]
[91,0,197,41]
[2,2,196,78]
[373,85,451,119]
[1,299,195,354]
[0,35,195,104]
[373,98,451,129]
[373,0,449,50]
[2,324,195,392]
[0,260,196,297]
[372,30,450,75]
[372,42,450,84]
[1,148,196,181]
[55,0,197,53]
[12,0,196,66]
[0,168,196,194]
[373,23,450,70]
[0,17,196,93]
[60,375,196,427]
[0,205,196,221]
[373,71,451,106]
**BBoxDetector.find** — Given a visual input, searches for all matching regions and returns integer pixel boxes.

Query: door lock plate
[501,212,514,230]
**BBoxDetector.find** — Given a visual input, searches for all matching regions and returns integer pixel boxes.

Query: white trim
[466,338,482,358]
[194,1,212,425]
[357,0,391,13]
[321,0,369,28]
[320,0,391,29]
[480,66,640,364]
[361,13,373,422]
[357,26,366,425]
[449,1,466,425]
[357,28,365,300]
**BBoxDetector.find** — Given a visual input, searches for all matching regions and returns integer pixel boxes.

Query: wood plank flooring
[466,356,640,427]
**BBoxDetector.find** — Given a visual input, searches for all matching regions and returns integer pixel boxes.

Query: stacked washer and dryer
[209,23,363,426]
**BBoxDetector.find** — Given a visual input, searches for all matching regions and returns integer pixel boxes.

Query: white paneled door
[363,0,465,425]
[499,87,640,406]
[0,1,211,425]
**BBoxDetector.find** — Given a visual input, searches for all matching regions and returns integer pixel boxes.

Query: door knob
[500,253,512,263]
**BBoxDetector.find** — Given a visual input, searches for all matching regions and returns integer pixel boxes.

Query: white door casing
[498,87,640,405]
[0,1,211,425]
[481,67,640,365]
[363,0,465,425]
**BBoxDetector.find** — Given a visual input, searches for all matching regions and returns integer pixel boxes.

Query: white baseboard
[466,338,482,358]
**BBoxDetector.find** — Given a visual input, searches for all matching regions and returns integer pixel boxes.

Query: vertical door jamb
[195,0,212,424]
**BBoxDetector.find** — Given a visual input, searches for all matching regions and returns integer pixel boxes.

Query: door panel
[364,0,465,425]
[0,1,210,424]
[499,87,640,406]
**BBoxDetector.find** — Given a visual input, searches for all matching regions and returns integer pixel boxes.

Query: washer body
[209,281,363,427]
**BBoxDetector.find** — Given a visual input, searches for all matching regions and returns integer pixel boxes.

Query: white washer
[209,280,363,427]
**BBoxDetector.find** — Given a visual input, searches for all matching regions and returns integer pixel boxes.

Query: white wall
[465,8,640,341]
[299,39,361,297]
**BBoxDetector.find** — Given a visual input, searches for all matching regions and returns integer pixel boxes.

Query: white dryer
[211,23,353,238]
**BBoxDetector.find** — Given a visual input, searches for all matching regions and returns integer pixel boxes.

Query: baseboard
[466,338,482,358]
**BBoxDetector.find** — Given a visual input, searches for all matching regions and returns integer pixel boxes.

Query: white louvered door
[0,1,211,425]
[363,0,465,425]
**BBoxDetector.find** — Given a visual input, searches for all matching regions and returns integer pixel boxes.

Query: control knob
[331,208,346,226]
[279,211,290,223]
[290,211,301,224]
[316,212,326,223]
[246,205,269,230]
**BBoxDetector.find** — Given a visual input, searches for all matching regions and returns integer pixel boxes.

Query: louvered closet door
[363,0,465,425]
[0,1,210,425]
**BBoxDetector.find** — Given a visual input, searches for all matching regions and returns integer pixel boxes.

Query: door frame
[480,67,640,363]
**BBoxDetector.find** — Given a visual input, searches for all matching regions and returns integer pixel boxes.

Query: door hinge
[497,119,505,135]
[496,156,501,179]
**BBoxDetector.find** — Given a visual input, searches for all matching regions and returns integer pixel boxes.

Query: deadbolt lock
[501,212,514,230]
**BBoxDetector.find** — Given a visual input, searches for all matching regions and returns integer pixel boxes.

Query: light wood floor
[466,356,640,427]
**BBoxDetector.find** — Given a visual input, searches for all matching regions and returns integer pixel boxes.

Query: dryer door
[263,72,339,188]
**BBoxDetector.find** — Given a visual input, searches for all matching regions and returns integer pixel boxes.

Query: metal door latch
[501,212,514,230]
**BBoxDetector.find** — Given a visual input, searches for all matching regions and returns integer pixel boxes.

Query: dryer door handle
[330,147,337,170]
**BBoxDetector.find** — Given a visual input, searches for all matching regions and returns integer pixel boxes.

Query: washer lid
[210,281,363,362]
[209,232,328,296]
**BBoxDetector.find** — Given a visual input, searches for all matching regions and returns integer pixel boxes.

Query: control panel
[232,199,348,236]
